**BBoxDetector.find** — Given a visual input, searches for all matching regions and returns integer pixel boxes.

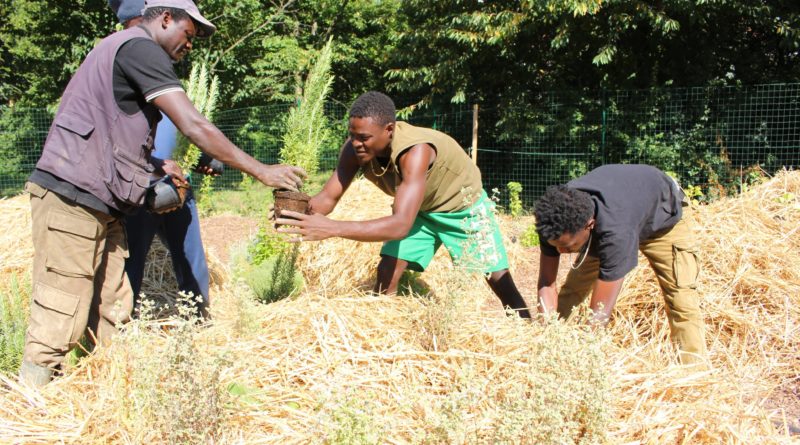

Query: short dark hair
[534,185,594,241]
[143,7,192,25]
[349,91,396,126]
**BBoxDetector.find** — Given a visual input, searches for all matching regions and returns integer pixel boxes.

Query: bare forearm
[537,253,561,316]
[308,194,339,216]
[329,217,411,242]
[588,278,624,326]
[183,122,261,178]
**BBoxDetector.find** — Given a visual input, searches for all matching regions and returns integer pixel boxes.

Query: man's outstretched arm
[537,252,560,315]
[277,143,434,242]
[154,91,306,191]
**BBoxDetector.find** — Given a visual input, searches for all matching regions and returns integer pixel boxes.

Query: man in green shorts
[276,91,530,318]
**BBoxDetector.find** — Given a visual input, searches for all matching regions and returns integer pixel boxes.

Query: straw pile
[139,237,229,307]
[0,194,32,293]
[0,171,798,444]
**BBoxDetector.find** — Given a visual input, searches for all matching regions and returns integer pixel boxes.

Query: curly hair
[349,91,396,126]
[534,185,595,242]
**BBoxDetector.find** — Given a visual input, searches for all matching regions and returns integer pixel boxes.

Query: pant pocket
[673,243,700,289]
[45,209,100,277]
[29,282,81,351]
[24,181,48,198]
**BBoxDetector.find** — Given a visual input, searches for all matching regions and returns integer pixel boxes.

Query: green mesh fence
[2,83,799,210]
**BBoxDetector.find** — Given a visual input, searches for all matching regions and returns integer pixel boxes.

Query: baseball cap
[144,0,216,37]
[107,0,144,24]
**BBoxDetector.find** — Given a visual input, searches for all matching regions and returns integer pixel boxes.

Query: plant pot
[273,189,310,225]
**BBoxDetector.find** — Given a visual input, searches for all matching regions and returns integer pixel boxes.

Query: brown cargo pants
[557,206,707,364]
[23,182,133,370]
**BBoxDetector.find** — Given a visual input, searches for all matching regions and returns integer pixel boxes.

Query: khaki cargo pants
[557,206,707,364]
[23,182,133,370]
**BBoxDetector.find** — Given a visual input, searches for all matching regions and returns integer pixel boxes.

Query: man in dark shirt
[20,0,306,386]
[109,0,218,318]
[534,164,706,365]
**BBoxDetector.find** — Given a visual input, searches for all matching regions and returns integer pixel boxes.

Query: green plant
[738,166,766,194]
[174,63,220,214]
[0,273,28,374]
[244,244,304,305]
[176,63,220,173]
[279,37,335,179]
[248,227,290,266]
[507,181,523,217]
[111,293,227,443]
[520,224,540,247]
[685,183,704,205]
[326,395,383,445]
[397,270,431,297]
[491,320,611,444]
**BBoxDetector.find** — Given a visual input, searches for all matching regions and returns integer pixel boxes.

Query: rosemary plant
[279,37,335,179]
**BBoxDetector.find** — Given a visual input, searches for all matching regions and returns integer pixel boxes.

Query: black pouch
[145,175,185,213]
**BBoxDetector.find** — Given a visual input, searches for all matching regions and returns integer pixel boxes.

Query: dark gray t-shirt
[541,164,685,281]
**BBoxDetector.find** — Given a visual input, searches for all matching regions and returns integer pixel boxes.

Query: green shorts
[381,191,510,273]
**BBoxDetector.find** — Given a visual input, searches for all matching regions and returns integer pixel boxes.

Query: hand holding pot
[158,159,188,187]
[256,164,307,192]
[276,211,337,242]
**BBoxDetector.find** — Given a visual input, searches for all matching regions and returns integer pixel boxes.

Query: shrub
[521,224,540,247]
[280,37,335,178]
[507,181,523,217]
[244,244,304,305]
[486,320,611,444]
[248,227,290,266]
[175,63,220,172]
[110,293,227,443]
[326,394,384,445]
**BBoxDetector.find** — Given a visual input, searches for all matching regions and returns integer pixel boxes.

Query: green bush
[244,245,304,305]
[507,181,523,217]
[110,293,227,443]
[521,224,540,247]
[280,38,335,178]
[326,395,383,445]
[248,227,290,266]
[176,64,219,172]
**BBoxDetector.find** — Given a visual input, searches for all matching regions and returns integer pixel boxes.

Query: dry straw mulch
[1,171,799,444]
[0,194,33,293]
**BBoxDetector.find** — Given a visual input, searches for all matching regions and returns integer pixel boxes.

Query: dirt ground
[199,214,261,265]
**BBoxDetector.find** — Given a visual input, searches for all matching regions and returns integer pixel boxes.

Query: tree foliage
[0,0,116,105]
[0,0,399,108]
[386,0,800,106]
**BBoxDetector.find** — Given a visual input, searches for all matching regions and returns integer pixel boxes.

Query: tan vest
[362,121,483,213]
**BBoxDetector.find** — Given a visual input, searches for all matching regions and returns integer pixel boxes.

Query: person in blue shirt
[125,113,217,317]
